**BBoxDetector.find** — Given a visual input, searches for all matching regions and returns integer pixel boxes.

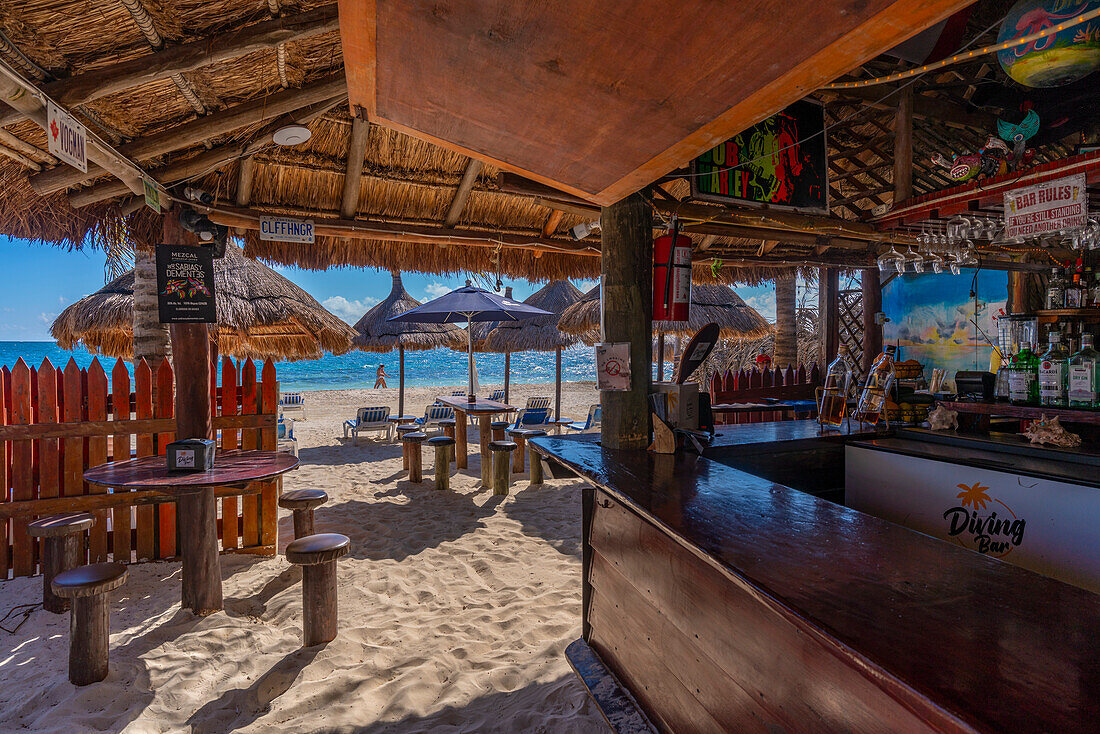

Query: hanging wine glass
[927,250,945,274]
[948,253,962,275]
[877,245,900,272]
[958,245,979,267]
[904,245,925,273]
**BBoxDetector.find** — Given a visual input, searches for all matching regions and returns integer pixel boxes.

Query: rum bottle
[855,345,896,424]
[819,344,854,427]
[1038,332,1069,408]
[1008,343,1039,406]
[1068,333,1099,408]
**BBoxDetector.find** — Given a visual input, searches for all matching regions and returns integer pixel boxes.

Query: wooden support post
[340,114,370,218]
[511,432,526,473]
[599,192,652,450]
[479,417,492,488]
[398,345,405,418]
[503,352,510,404]
[893,86,914,204]
[530,452,544,486]
[455,410,468,469]
[491,442,515,496]
[820,267,840,364]
[70,593,110,685]
[555,346,563,419]
[302,562,337,646]
[431,438,453,491]
[164,211,221,616]
[42,534,81,613]
[656,334,665,382]
[862,270,883,374]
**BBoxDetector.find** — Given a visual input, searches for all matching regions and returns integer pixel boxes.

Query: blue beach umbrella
[388,281,551,399]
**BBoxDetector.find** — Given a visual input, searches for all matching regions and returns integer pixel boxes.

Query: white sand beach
[0,382,609,733]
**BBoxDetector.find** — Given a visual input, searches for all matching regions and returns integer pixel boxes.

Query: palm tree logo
[956,482,992,510]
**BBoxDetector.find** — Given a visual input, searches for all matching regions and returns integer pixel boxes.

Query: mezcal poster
[156,245,217,323]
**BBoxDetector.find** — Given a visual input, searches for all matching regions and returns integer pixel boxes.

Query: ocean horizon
[0,341,600,393]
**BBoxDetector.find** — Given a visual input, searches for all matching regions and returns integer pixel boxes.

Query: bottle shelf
[1033,308,1100,324]
[938,401,1100,426]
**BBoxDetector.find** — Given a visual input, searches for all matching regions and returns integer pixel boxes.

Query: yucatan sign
[46,101,87,173]
[1004,173,1087,239]
[259,215,315,244]
[156,245,217,323]
[689,99,828,214]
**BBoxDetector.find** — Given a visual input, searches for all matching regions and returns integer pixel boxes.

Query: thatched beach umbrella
[52,242,356,362]
[558,283,771,376]
[352,271,462,417]
[483,280,584,416]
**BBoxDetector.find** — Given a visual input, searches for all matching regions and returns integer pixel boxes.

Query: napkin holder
[166,438,216,473]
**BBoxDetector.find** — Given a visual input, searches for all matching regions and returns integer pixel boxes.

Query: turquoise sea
[0,341,598,392]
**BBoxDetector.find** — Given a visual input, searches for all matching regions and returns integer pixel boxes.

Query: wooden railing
[709,363,822,424]
[0,356,278,580]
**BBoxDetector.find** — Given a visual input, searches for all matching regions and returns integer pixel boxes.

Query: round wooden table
[84,450,299,615]
[434,397,517,487]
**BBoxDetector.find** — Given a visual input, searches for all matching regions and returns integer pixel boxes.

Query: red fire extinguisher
[653,216,692,322]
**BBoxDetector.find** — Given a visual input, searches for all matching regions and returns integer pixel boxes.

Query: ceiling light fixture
[272,125,312,146]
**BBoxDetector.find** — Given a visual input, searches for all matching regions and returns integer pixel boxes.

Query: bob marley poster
[689,100,828,213]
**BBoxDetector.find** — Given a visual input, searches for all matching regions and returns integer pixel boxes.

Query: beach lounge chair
[415,403,455,433]
[488,389,506,402]
[567,404,601,433]
[510,397,553,431]
[343,406,391,445]
[279,392,306,419]
[277,418,299,457]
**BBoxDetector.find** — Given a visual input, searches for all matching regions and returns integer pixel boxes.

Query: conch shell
[927,405,958,431]
[1022,415,1082,448]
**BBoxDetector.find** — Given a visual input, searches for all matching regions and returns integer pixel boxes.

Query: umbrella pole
[467,318,475,401]
[504,352,510,404]
[657,332,665,382]
[399,345,405,417]
[555,346,562,420]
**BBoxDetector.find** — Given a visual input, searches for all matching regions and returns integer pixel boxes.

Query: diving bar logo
[46,101,87,173]
[943,482,1026,558]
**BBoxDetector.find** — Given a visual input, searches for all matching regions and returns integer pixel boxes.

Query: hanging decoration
[997,0,1100,88]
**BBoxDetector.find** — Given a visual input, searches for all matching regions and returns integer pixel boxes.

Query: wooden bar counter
[531,421,1100,733]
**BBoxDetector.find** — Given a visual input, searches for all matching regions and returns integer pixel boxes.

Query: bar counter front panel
[533,422,1100,733]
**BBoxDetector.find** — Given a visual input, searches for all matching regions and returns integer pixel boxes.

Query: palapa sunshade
[51,242,356,361]
[482,280,584,417]
[352,271,462,416]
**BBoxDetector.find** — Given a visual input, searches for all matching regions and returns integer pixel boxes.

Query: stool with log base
[27,512,96,613]
[490,420,510,442]
[386,415,415,441]
[428,436,455,491]
[505,428,536,474]
[524,430,547,485]
[396,425,418,469]
[490,441,517,496]
[403,431,428,482]
[439,419,457,463]
[52,562,127,685]
[286,533,350,647]
[278,489,328,539]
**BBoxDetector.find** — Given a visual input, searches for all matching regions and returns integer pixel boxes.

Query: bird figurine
[997,109,1039,166]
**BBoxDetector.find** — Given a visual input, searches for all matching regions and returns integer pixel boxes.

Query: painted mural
[883,270,1009,388]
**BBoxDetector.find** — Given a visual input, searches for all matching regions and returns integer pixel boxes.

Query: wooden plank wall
[0,355,279,580]
[708,363,822,424]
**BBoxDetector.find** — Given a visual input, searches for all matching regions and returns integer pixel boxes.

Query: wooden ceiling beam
[829,86,995,131]
[43,4,339,109]
[340,114,370,218]
[443,158,483,227]
[541,210,564,238]
[29,74,347,195]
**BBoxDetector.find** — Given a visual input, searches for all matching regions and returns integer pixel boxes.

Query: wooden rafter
[340,115,370,218]
[443,158,483,227]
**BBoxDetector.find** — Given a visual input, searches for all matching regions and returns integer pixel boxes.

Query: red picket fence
[0,356,278,580]
[709,363,822,424]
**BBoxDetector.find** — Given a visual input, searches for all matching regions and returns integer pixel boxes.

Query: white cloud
[39,311,57,325]
[744,293,776,322]
[574,279,598,293]
[321,296,378,324]
[424,282,451,299]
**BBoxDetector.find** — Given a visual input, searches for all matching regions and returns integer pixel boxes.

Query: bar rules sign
[156,246,217,323]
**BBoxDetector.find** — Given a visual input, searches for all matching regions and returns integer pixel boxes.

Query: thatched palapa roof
[51,242,356,360]
[352,271,461,352]
[483,280,584,353]
[559,283,771,345]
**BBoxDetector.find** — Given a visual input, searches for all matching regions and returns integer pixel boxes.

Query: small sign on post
[156,245,217,323]
[1004,173,1087,240]
[47,101,87,173]
[143,179,161,213]
[259,215,315,243]
[596,343,631,391]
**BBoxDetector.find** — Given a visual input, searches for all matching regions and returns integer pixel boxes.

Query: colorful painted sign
[689,100,827,213]
[156,245,216,323]
[1004,172,1087,238]
[46,101,87,173]
[259,215,315,244]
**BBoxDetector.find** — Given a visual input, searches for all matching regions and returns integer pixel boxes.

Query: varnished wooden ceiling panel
[340,0,973,205]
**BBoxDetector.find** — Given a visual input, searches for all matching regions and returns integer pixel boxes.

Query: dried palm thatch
[558,283,771,345]
[483,280,583,353]
[351,271,462,351]
[51,241,356,361]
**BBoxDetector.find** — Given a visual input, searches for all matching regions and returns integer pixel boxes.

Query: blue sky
[0,235,783,341]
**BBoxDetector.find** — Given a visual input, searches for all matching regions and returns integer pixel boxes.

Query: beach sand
[0,382,609,733]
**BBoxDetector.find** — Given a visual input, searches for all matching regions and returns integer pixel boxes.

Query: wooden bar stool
[427,436,455,491]
[403,431,428,482]
[387,415,416,442]
[27,512,95,614]
[524,429,547,485]
[51,562,127,685]
[505,428,536,474]
[396,424,418,469]
[490,420,510,442]
[278,489,328,539]
[489,441,517,495]
[286,533,350,647]
[439,419,457,463]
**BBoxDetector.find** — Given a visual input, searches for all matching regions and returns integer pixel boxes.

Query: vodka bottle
[855,346,896,424]
[1068,333,1099,408]
[1038,332,1069,408]
[1045,268,1065,309]
[819,344,853,427]
[1008,343,1039,406]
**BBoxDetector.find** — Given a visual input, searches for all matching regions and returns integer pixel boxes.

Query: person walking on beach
[374,364,388,389]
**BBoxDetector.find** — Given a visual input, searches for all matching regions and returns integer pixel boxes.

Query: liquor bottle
[1045,268,1065,309]
[819,344,854,427]
[1068,333,1099,408]
[1083,267,1095,307]
[1065,271,1085,308]
[1038,332,1069,408]
[1008,343,1039,406]
[1090,270,1100,309]
[855,345,896,424]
